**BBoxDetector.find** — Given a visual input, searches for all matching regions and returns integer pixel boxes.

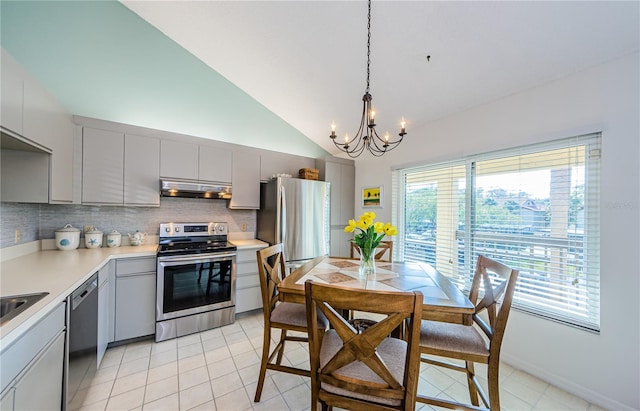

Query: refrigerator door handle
[280,185,287,249]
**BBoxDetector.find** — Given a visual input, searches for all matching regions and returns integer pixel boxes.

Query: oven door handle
[157,252,237,263]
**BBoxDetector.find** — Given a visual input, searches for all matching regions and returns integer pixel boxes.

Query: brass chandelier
[329,0,406,158]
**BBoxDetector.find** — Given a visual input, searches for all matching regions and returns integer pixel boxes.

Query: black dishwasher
[66,273,98,409]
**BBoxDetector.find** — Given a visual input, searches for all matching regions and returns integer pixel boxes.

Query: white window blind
[394,162,469,289]
[393,134,601,330]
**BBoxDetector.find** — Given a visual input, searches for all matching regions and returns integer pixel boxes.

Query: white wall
[353,53,640,410]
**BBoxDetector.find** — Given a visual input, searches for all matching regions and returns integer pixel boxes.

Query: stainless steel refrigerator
[257,177,331,268]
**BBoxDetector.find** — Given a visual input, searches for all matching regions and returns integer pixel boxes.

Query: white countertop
[0,244,157,350]
[230,239,269,249]
[0,239,268,350]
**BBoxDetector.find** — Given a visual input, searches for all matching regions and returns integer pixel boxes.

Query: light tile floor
[71,311,606,411]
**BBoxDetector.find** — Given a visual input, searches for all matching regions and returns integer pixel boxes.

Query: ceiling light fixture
[329,0,406,158]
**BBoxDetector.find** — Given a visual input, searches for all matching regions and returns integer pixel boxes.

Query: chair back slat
[254,243,321,403]
[471,255,519,350]
[306,280,422,410]
[257,244,288,316]
[417,255,518,410]
[350,240,393,262]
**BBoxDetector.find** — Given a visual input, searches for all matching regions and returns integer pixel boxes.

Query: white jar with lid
[106,230,122,248]
[85,227,103,249]
[55,224,80,251]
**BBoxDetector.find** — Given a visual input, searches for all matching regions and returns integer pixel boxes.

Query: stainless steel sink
[0,292,49,325]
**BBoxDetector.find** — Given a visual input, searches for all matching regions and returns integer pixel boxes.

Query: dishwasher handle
[71,274,98,311]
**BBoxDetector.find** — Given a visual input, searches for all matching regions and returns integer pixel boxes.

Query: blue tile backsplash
[0,198,255,249]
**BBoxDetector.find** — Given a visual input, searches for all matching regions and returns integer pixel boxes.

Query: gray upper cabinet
[318,158,355,224]
[0,149,49,204]
[82,127,160,206]
[260,151,316,182]
[23,80,75,204]
[160,140,198,180]
[229,150,260,209]
[199,145,232,183]
[1,49,74,204]
[125,134,160,206]
[82,128,125,205]
[317,158,355,257]
[1,50,24,135]
[160,140,232,184]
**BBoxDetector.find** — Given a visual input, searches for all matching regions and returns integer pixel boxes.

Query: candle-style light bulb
[344,133,349,144]
[400,117,406,135]
[330,122,337,138]
[384,132,390,142]
[369,107,376,125]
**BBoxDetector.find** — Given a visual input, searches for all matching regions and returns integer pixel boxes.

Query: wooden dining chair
[417,255,519,411]
[305,280,423,411]
[254,244,329,402]
[350,240,393,262]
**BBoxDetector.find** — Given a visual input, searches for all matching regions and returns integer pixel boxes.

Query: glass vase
[358,246,376,278]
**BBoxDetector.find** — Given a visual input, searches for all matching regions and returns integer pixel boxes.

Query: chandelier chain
[328,0,406,157]
[366,0,371,93]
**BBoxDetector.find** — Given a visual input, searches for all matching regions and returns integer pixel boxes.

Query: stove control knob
[175,227,181,232]
[165,227,171,233]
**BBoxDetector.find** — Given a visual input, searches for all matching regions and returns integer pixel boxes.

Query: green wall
[1,0,328,158]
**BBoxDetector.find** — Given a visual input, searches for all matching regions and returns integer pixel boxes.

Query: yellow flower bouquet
[344,211,398,275]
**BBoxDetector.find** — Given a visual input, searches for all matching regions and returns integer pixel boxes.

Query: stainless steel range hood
[160,180,232,199]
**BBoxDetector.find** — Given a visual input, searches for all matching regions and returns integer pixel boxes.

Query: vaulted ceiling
[2,1,638,158]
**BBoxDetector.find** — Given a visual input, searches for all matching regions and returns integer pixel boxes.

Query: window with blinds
[394,134,601,331]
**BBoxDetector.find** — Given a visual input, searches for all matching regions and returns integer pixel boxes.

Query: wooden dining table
[279,256,475,324]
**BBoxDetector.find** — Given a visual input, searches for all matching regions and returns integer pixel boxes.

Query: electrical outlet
[14,229,22,244]
[241,223,247,232]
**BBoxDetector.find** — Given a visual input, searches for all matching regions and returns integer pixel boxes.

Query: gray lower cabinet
[0,303,65,411]
[97,261,113,366]
[114,257,156,341]
[235,247,267,314]
[11,332,65,411]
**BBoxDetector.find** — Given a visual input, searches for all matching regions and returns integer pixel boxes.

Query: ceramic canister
[106,230,122,248]
[55,224,81,251]
[85,227,104,249]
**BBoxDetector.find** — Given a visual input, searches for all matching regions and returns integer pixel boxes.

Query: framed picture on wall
[362,186,383,208]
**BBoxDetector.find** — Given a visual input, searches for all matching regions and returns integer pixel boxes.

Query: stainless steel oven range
[156,222,237,342]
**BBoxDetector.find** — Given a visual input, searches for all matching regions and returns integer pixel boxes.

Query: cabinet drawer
[236,287,262,313]
[236,249,258,263]
[0,303,65,393]
[116,257,156,276]
[237,274,260,290]
[237,261,258,276]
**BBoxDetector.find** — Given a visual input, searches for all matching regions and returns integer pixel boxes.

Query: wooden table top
[279,257,475,323]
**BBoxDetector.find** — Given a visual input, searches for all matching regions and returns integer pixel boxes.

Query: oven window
[163,260,233,313]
